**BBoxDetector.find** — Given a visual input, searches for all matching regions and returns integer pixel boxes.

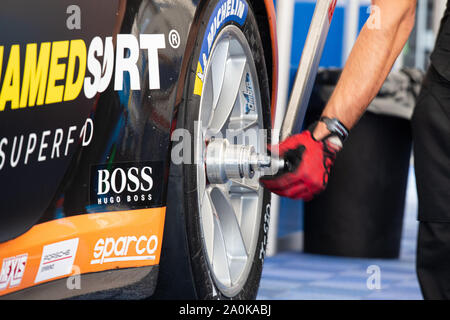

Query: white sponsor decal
[34,238,79,283]
[97,166,153,196]
[90,235,158,265]
[84,34,166,98]
[95,165,154,206]
[0,254,28,290]
[0,118,94,171]
[0,34,168,112]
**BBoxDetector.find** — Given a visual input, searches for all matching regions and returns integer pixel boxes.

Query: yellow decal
[0,45,21,111]
[20,42,51,108]
[64,39,87,102]
[0,46,3,94]
[193,62,203,96]
[46,40,69,105]
[0,40,85,110]
[0,34,166,112]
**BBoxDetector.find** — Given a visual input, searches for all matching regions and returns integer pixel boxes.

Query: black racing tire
[177,0,272,300]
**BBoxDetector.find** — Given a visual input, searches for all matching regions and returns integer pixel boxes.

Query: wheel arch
[250,0,278,125]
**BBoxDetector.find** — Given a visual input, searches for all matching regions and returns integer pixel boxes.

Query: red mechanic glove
[260,128,340,201]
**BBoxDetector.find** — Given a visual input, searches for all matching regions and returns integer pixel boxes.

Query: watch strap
[319,116,349,144]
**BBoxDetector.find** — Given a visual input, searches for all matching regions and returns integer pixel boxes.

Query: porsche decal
[34,238,79,284]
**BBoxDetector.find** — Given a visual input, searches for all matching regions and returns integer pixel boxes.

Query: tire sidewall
[181,0,272,299]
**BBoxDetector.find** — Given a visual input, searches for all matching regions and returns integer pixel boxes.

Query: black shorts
[412,64,450,299]
[417,221,450,299]
[411,64,450,223]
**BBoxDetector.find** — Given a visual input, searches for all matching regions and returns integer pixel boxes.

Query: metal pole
[343,0,360,65]
[415,0,427,69]
[267,0,296,258]
[272,0,296,146]
[280,0,337,141]
[268,0,337,256]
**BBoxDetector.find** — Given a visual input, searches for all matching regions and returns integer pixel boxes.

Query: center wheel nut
[205,139,260,185]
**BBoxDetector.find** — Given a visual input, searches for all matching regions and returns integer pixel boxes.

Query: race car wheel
[178,0,272,299]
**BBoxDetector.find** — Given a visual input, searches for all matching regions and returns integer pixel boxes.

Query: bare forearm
[313,0,416,140]
[323,23,409,127]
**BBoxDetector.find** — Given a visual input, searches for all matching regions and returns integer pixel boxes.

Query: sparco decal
[90,161,164,209]
[0,34,166,111]
[0,117,93,171]
[34,238,79,283]
[194,0,248,96]
[0,254,27,290]
[90,234,158,265]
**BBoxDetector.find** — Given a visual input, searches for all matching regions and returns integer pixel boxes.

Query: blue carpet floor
[257,167,422,300]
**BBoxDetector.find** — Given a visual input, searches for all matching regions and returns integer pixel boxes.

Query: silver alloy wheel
[195,25,265,297]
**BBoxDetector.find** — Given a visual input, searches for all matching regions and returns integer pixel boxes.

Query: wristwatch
[319,116,349,145]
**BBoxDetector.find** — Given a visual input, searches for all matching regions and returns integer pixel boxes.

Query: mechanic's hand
[260,127,340,201]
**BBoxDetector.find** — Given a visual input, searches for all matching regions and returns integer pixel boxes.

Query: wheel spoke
[212,210,232,287]
[210,38,229,116]
[197,140,207,197]
[201,188,215,262]
[239,194,260,252]
[210,187,248,284]
[227,117,258,132]
[225,117,259,143]
[230,178,260,193]
[207,41,247,134]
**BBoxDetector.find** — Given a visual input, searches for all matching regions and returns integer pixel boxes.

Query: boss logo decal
[90,161,164,209]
